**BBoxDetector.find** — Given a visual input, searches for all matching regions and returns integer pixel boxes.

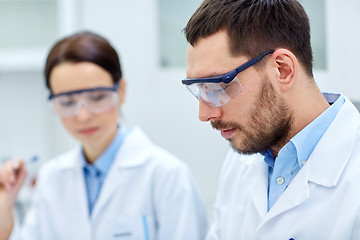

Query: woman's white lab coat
[12,127,207,240]
[206,94,360,240]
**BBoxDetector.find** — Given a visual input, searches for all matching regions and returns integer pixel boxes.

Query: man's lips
[220,128,237,139]
[78,127,99,135]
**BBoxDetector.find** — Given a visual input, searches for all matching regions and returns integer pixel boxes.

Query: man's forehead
[186,33,229,77]
[191,31,230,55]
[186,33,247,79]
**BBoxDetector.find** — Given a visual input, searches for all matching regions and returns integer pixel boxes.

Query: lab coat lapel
[72,154,93,226]
[91,127,152,220]
[247,154,269,221]
[59,148,92,228]
[258,162,310,229]
[90,161,131,221]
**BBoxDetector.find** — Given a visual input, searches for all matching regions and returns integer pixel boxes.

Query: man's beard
[211,80,293,155]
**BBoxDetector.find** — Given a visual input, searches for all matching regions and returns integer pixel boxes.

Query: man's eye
[212,88,224,94]
[223,84,231,92]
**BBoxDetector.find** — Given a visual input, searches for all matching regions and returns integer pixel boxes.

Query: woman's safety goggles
[182,50,274,107]
[48,83,119,118]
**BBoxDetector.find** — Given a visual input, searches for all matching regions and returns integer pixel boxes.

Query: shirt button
[277,177,285,185]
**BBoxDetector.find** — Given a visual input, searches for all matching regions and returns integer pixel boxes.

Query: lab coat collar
[56,147,83,170]
[113,126,155,168]
[91,127,156,220]
[51,127,156,221]
[257,95,360,230]
[307,96,360,187]
[55,126,153,171]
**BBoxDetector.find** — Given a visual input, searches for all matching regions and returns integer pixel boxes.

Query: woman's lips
[220,128,237,139]
[78,127,99,135]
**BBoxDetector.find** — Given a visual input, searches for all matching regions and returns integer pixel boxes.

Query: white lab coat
[11,127,207,240]
[207,95,360,240]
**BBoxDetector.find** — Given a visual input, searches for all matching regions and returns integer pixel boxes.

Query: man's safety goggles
[48,83,119,118]
[182,50,274,107]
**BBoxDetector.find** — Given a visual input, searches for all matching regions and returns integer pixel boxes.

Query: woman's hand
[0,159,27,240]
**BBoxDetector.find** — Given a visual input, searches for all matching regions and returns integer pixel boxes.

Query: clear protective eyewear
[48,83,119,118]
[182,50,274,107]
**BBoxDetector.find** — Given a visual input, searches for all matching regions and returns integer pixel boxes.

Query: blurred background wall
[0,0,360,221]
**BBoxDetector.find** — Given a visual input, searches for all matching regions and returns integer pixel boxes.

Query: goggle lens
[50,90,118,118]
[186,77,242,107]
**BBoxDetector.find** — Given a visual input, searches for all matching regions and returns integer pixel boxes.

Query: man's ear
[117,78,127,105]
[271,49,298,91]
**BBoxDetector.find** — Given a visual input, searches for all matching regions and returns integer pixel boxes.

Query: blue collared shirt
[81,125,128,215]
[264,94,345,210]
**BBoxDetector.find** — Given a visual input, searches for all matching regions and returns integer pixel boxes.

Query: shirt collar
[263,93,344,168]
[263,149,275,168]
[291,94,344,168]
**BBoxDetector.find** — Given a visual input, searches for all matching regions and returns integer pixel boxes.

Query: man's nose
[198,99,222,122]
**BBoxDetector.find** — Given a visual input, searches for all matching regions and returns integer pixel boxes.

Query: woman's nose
[75,102,92,122]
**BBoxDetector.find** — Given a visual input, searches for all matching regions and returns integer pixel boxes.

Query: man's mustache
[211,120,242,131]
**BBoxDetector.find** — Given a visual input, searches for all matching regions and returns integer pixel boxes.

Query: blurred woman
[0,31,207,240]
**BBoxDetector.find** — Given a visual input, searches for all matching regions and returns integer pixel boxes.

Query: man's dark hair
[45,31,122,92]
[184,0,313,77]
